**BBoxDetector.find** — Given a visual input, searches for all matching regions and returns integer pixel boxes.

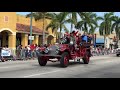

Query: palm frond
[75,21,84,30]
[99,22,105,35]
[62,24,69,32]
[111,22,116,34]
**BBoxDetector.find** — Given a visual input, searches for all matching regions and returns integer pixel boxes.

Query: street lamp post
[30,12,33,45]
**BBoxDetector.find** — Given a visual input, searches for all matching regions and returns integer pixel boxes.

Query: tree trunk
[104,35,106,48]
[104,26,107,48]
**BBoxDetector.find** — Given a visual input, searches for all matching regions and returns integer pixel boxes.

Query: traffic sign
[29,36,34,40]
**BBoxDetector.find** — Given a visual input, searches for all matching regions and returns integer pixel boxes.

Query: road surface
[0,55,120,78]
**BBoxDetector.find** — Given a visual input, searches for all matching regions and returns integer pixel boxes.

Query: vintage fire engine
[37,31,94,67]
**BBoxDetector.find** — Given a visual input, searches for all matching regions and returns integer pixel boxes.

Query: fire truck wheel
[38,56,47,66]
[60,52,69,67]
[83,51,90,64]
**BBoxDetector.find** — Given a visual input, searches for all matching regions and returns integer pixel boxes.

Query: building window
[4,16,9,22]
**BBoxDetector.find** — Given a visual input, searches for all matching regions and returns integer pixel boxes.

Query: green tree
[64,12,88,32]
[99,12,115,48]
[65,12,78,32]
[75,12,99,34]
[111,16,120,40]
[46,12,69,43]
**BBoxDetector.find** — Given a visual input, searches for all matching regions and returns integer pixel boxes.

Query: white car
[116,48,120,56]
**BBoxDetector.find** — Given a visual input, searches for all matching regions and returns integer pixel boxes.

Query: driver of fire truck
[62,33,70,44]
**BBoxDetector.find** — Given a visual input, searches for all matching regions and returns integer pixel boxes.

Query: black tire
[116,54,119,57]
[38,56,47,66]
[60,52,69,67]
[83,51,90,64]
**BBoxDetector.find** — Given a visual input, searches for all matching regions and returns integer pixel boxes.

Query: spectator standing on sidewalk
[34,44,37,58]
[16,45,22,58]
[20,45,25,60]
[36,45,40,57]
[24,46,28,60]
[27,45,31,59]
[30,44,35,60]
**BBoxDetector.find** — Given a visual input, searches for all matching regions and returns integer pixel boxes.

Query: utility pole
[43,15,45,45]
[30,12,33,45]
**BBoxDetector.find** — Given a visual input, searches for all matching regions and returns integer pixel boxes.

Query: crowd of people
[91,47,116,56]
[16,44,52,60]
[0,44,50,62]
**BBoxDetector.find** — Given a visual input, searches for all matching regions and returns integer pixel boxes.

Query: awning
[96,38,104,43]
[16,23,48,34]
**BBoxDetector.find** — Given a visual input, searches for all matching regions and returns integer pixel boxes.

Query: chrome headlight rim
[44,48,49,54]
[55,49,60,54]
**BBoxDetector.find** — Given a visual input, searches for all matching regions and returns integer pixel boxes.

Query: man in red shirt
[30,44,35,59]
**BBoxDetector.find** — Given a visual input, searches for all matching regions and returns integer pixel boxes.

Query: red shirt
[30,44,35,51]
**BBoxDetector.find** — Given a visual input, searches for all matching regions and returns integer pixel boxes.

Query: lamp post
[30,12,33,45]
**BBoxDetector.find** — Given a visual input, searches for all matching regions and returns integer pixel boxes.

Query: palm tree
[99,12,115,48]
[46,12,69,43]
[75,12,99,34]
[65,12,78,32]
[111,16,120,40]
[64,12,88,32]
[26,12,54,45]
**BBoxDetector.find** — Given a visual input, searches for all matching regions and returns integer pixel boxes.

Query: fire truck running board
[49,58,58,62]
[76,57,83,59]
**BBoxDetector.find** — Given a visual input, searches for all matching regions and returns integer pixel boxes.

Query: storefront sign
[1,49,11,56]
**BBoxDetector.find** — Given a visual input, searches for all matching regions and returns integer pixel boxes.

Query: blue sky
[16,12,120,18]
[17,12,120,32]
[17,12,30,15]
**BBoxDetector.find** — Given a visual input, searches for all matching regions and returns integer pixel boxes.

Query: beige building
[0,12,58,55]
[95,31,117,48]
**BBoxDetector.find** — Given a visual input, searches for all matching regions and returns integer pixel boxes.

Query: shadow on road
[33,61,86,68]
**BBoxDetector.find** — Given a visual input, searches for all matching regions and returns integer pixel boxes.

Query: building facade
[0,12,57,53]
[95,31,117,49]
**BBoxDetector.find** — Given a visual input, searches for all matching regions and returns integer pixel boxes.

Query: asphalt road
[0,54,120,78]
